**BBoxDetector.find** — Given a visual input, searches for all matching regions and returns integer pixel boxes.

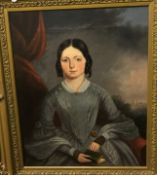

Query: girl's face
[60,46,86,80]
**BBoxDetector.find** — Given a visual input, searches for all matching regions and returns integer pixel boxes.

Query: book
[84,149,106,164]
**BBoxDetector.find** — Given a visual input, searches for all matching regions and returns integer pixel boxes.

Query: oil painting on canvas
[8,7,147,166]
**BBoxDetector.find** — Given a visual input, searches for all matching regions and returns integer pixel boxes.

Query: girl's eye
[61,58,68,62]
[76,57,82,62]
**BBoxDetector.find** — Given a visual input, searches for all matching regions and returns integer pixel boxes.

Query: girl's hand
[89,142,100,152]
[77,153,92,163]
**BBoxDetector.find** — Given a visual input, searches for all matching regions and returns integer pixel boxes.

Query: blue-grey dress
[25,79,139,166]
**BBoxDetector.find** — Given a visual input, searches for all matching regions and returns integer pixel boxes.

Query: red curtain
[10,11,46,61]
[9,11,48,139]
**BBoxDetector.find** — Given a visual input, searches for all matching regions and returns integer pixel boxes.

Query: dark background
[33,7,148,108]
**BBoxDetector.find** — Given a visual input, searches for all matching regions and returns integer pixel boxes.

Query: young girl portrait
[25,38,141,166]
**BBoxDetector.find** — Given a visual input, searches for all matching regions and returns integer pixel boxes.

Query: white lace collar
[61,78,90,93]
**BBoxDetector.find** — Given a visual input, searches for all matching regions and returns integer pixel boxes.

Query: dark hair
[56,38,93,78]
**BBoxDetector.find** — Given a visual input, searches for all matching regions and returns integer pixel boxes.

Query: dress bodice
[53,82,101,143]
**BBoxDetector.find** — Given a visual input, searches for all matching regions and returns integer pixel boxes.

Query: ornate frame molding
[0,0,157,175]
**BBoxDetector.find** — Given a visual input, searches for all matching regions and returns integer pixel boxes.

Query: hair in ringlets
[56,38,93,78]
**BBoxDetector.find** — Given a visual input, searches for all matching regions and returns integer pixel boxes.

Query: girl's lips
[69,71,77,73]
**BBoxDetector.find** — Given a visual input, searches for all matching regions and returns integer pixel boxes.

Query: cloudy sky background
[33,7,148,105]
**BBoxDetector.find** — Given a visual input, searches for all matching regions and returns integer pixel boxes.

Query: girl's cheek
[61,64,68,71]
[79,63,86,70]
[64,65,69,71]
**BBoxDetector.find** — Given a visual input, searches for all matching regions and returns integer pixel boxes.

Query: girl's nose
[69,60,75,69]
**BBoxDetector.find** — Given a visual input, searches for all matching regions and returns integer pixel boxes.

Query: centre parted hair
[56,38,93,78]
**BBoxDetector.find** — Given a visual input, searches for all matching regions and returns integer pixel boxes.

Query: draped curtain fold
[9,11,48,139]
[10,11,46,61]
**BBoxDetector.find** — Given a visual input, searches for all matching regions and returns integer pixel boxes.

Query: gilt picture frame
[0,0,157,175]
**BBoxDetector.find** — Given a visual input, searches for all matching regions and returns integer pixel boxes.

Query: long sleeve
[25,93,77,160]
[32,95,59,140]
[97,88,139,141]
[58,145,79,157]
[32,94,72,141]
